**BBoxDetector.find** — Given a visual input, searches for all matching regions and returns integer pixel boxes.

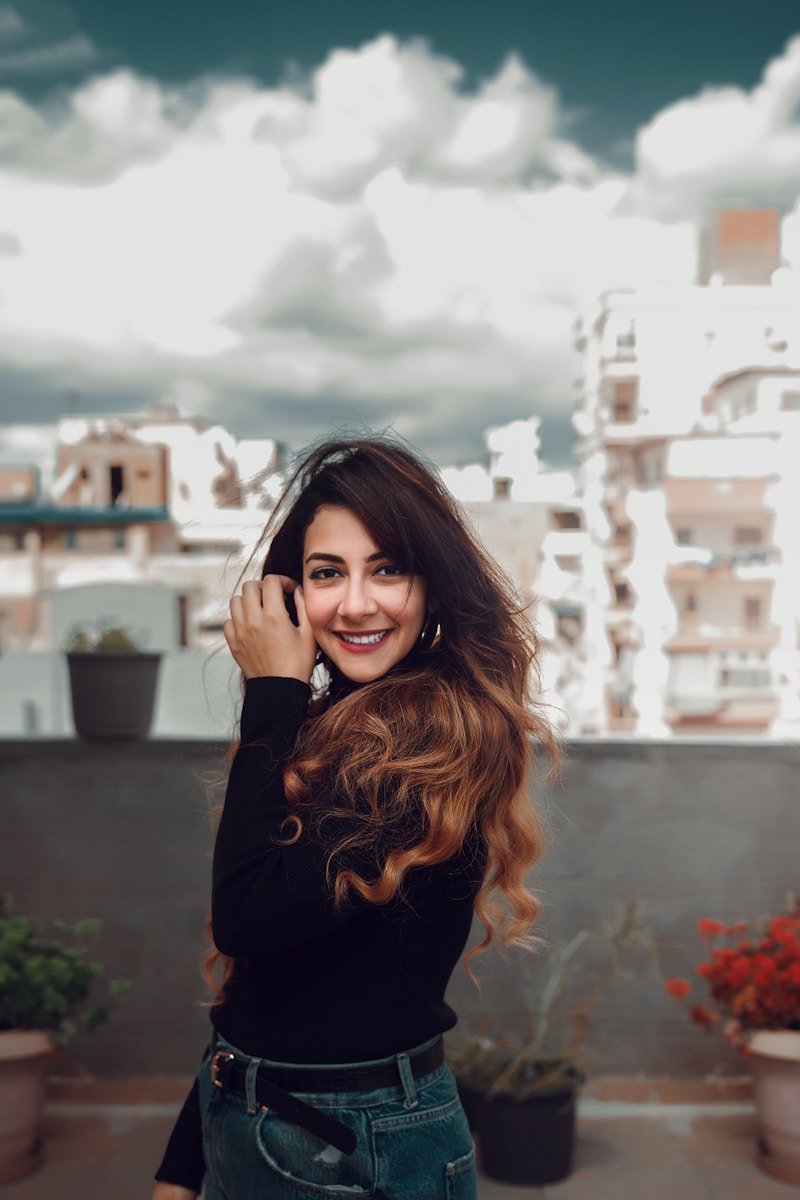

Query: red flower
[679,903,800,1039]
[697,918,726,941]
[664,978,691,1000]
[689,1004,720,1030]
[725,921,749,935]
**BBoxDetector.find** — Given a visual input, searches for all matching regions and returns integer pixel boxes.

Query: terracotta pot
[0,1030,53,1183]
[748,1029,800,1184]
[67,651,162,739]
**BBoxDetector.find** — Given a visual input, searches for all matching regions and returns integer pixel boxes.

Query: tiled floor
[1,1097,795,1199]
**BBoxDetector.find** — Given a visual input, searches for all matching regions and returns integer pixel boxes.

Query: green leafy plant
[64,621,143,653]
[0,900,132,1043]
[446,896,660,1099]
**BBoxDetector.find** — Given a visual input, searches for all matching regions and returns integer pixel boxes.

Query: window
[611,379,637,423]
[553,509,581,530]
[613,523,632,547]
[719,668,771,688]
[734,526,762,545]
[178,596,189,648]
[110,464,124,505]
[744,597,761,629]
[675,527,692,546]
[639,448,664,486]
[63,529,77,549]
[493,477,511,500]
[609,696,635,721]
[614,580,631,607]
[113,529,125,550]
[616,329,636,359]
[781,391,800,411]
[557,612,582,643]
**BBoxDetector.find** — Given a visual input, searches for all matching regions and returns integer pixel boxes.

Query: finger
[229,594,249,639]
[241,579,265,622]
[294,585,308,629]
[261,574,299,596]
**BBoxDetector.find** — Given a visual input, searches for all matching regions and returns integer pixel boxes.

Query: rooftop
[1,1077,787,1200]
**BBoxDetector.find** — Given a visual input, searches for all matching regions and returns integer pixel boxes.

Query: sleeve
[153,1078,205,1193]
[211,676,368,958]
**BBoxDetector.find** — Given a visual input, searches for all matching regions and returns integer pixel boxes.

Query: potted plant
[0,900,131,1181]
[664,892,800,1184]
[64,619,162,739]
[447,896,657,1186]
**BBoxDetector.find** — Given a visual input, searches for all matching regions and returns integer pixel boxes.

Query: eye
[309,566,341,580]
[375,563,404,577]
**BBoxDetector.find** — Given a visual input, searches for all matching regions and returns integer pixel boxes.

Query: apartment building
[0,408,283,734]
[441,417,587,731]
[574,209,800,735]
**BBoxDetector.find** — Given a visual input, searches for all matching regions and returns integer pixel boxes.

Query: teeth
[340,631,386,645]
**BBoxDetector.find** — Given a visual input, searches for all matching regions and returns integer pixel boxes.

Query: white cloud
[0,34,798,462]
[630,35,800,218]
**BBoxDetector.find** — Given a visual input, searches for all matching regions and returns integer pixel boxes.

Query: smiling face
[302,504,428,684]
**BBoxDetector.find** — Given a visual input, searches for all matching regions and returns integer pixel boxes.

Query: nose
[337,576,379,622]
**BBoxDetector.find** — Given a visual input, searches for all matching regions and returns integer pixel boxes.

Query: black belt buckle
[211,1050,234,1089]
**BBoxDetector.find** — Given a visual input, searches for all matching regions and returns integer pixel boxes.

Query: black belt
[209,1035,445,1156]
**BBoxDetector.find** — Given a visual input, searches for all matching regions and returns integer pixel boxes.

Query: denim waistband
[211,1029,443,1073]
[209,1029,447,1110]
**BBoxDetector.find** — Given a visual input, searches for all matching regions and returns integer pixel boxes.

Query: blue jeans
[198,1032,476,1199]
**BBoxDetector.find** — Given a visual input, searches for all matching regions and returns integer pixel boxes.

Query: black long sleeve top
[155,674,486,1191]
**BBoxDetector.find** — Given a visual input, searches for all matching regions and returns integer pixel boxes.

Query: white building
[574,209,800,735]
[0,407,283,737]
[442,417,587,732]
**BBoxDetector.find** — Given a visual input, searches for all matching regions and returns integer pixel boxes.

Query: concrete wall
[1,736,797,1080]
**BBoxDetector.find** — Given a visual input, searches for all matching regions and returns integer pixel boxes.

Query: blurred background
[3,2,800,738]
[2,8,800,1196]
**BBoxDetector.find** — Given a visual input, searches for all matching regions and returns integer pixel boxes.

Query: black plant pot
[455,1079,486,1133]
[478,1069,582,1186]
[67,652,162,740]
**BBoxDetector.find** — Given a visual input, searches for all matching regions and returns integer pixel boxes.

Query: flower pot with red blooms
[664,894,800,1184]
[64,621,162,739]
[748,1030,800,1183]
[0,901,131,1181]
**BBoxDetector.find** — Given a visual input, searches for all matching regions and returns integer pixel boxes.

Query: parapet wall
[1,736,796,1079]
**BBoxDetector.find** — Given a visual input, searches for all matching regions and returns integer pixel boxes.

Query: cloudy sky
[1,1,800,470]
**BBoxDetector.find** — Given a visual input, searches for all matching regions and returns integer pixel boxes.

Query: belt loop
[396,1051,418,1110]
[245,1057,262,1115]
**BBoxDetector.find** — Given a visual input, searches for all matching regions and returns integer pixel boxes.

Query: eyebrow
[305,551,387,565]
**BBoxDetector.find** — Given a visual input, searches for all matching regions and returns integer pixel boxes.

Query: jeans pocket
[371,1093,474,1198]
[253,1105,375,1197]
[445,1146,477,1200]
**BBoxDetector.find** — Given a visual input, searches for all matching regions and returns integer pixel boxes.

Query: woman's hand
[223,575,317,684]
[150,1184,197,1200]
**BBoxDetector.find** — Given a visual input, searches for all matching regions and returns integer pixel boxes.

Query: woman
[153,436,557,1200]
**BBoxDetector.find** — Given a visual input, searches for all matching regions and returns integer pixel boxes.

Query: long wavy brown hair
[204,434,559,1000]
